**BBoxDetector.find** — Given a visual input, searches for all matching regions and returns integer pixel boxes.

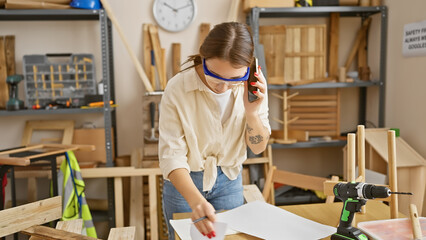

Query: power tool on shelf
[331,182,412,240]
[6,75,25,111]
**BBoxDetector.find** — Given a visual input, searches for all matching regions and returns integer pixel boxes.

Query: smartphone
[247,58,259,102]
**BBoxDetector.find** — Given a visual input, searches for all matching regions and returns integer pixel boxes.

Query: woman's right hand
[191,199,217,238]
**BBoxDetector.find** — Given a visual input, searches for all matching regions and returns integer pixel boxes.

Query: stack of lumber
[5,0,71,9]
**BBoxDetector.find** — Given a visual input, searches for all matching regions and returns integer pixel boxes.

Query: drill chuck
[334,182,391,200]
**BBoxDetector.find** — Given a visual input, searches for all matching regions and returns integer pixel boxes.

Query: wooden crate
[288,90,340,138]
[259,24,327,85]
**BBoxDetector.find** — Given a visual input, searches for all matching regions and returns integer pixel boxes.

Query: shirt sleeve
[258,90,271,135]
[158,92,190,180]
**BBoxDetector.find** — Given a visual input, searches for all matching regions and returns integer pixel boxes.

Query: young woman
[159,22,271,239]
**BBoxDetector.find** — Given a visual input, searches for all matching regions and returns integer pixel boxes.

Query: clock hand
[163,2,177,12]
[176,4,191,11]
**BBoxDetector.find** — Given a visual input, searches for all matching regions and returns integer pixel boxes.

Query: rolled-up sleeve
[158,92,190,180]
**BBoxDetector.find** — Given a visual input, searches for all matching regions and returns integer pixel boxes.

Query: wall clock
[153,0,197,32]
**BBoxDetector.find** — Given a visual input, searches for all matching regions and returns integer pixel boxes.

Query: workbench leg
[114,177,124,228]
[50,156,58,196]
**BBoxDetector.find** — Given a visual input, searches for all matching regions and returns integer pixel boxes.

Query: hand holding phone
[247,58,259,102]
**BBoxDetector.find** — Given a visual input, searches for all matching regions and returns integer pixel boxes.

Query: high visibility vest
[57,151,97,238]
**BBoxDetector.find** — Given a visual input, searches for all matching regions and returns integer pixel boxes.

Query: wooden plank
[291,119,336,125]
[81,167,162,178]
[199,23,211,48]
[293,27,301,82]
[142,24,154,90]
[148,25,166,91]
[30,219,84,240]
[227,0,241,22]
[28,177,37,202]
[290,101,337,107]
[0,37,7,109]
[108,227,136,240]
[347,133,356,182]
[56,219,83,234]
[0,156,30,166]
[129,148,144,240]
[5,35,15,76]
[328,13,339,78]
[290,107,337,113]
[114,177,124,228]
[243,185,265,203]
[161,48,167,88]
[172,43,181,76]
[149,174,158,240]
[345,18,372,70]
[387,130,398,219]
[307,27,315,80]
[22,226,99,240]
[289,113,337,118]
[0,196,62,237]
[259,25,286,35]
[409,204,422,240]
[292,95,337,101]
[243,157,269,165]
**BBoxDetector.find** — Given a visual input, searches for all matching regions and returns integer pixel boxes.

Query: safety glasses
[203,58,250,82]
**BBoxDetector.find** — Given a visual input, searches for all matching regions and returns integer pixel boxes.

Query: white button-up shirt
[159,67,270,191]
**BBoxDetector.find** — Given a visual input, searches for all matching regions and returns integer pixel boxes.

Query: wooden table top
[174,200,406,240]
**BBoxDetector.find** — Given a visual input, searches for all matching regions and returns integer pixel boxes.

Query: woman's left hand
[243,65,267,114]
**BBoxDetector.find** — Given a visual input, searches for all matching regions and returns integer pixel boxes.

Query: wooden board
[289,91,340,137]
[172,43,181,76]
[129,149,144,240]
[328,13,339,78]
[143,24,154,90]
[108,227,136,240]
[259,24,327,85]
[243,184,265,203]
[0,37,7,109]
[199,23,211,48]
[148,25,166,90]
[22,226,99,240]
[0,196,62,237]
[72,128,115,163]
[5,35,15,76]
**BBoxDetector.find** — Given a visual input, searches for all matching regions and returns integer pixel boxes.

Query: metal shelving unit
[247,6,388,149]
[0,9,117,227]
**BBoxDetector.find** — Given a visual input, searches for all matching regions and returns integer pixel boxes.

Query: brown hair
[182,22,254,71]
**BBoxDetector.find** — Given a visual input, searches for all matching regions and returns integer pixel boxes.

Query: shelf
[255,6,384,18]
[0,9,101,21]
[268,80,381,90]
[0,107,115,116]
[271,140,347,149]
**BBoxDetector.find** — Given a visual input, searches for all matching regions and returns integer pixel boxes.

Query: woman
[159,22,271,239]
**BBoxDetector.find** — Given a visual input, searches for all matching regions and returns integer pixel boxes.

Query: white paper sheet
[190,222,227,240]
[218,201,336,240]
[170,215,238,240]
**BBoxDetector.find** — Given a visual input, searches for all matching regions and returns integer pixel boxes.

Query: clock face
[153,0,196,32]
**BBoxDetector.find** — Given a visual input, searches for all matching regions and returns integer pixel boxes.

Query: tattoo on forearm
[249,135,263,144]
[247,124,254,134]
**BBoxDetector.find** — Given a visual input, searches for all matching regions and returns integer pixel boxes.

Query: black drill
[331,182,410,240]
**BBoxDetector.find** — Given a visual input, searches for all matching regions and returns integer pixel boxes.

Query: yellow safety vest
[57,151,97,238]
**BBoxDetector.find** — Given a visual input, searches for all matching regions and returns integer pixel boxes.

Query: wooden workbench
[174,200,406,240]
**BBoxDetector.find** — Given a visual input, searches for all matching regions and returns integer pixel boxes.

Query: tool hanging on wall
[295,0,313,7]
[145,102,158,142]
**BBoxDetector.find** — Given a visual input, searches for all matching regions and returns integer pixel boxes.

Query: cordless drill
[331,182,407,240]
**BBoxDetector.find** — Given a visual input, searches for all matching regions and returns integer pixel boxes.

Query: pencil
[192,209,224,224]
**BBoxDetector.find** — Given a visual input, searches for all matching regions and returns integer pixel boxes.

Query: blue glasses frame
[202,58,250,82]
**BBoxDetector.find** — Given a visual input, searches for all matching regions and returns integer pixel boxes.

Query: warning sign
[402,20,426,57]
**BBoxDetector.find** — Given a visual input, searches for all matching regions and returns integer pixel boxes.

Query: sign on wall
[402,20,426,57]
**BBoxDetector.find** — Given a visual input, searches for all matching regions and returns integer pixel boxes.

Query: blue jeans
[162,167,244,240]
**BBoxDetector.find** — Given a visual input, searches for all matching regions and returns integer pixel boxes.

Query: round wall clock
[153,0,197,32]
